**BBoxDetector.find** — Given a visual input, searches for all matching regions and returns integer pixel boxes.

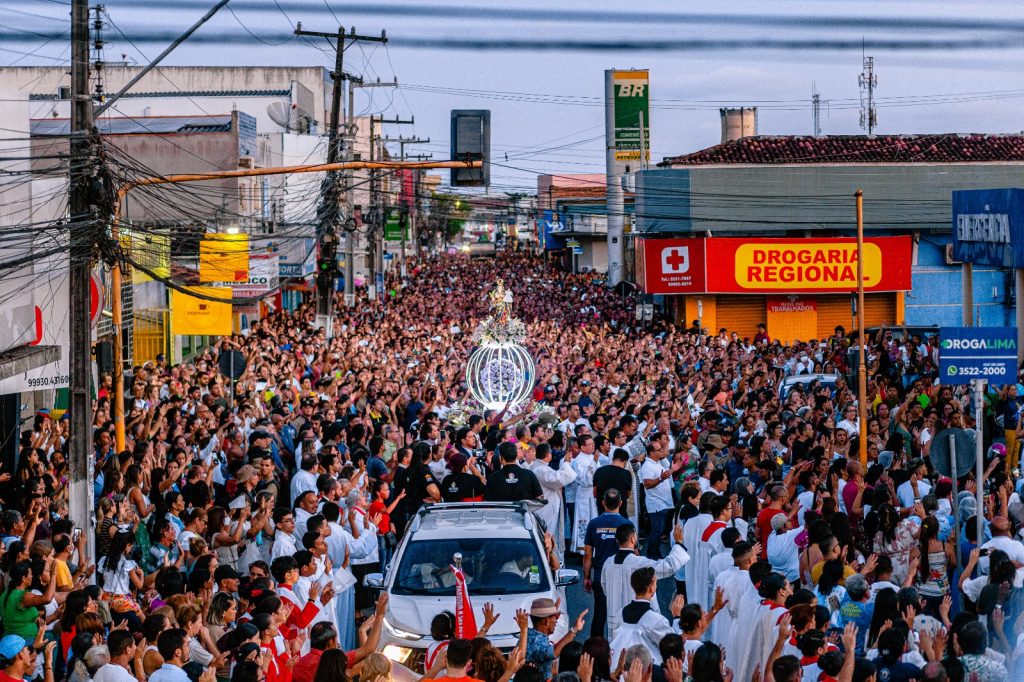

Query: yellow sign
[734,242,883,290]
[170,287,232,336]
[199,233,249,283]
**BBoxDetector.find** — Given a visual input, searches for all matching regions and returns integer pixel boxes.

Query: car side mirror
[363,573,384,589]
[556,569,579,587]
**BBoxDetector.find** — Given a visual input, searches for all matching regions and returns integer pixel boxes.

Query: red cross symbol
[661,246,690,273]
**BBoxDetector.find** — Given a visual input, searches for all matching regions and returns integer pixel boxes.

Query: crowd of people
[1,249,1023,682]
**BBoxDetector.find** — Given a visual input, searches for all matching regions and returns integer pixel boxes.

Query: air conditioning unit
[238,157,254,169]
[944,244,961,265]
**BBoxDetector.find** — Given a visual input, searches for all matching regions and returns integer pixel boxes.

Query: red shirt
[293,648,358,682]
[367,500,391,533]
[756,508,785,558]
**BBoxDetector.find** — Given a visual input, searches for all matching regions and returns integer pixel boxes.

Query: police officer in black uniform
[484,442,543,502]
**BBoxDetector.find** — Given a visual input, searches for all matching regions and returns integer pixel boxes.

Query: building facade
[633,134,1024,337]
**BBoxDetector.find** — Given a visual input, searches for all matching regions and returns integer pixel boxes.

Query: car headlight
[382,645,415,665]
[384,618,424,641]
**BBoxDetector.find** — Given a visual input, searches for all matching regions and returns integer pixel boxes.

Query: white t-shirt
[766,527,804,582]
[98,556,138,595]
[94,664,138,682]
[639,458,674,513]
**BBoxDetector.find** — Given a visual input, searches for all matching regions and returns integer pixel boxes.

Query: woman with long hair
[0,559,55,640]
[915,515,955,617]
[97,529,144,629]
[312,649,350,682]
[814,559,848,621]
[689,642,727,682]
[867,588,901,651]
[359,652,394,682]
[871,503,918,584]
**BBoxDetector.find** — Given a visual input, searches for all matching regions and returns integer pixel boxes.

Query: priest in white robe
[570,443,605,553]
[679,493,714,606]
[724,559,771,682]
[601,521,689,637]
[528,444,577,558]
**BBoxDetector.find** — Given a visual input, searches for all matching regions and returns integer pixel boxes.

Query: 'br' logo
[617,84,646,97]
[661,246,690,274]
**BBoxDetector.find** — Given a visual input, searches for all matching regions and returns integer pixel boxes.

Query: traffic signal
[317,234,338,275]
[450,110,490,187]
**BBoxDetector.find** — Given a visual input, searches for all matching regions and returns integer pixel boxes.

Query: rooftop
[31,114,233,137]
[659,134,1024,167]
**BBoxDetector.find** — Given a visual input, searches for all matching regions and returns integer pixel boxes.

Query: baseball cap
[0,635,27,660]
[530,597,559,618]
[215,565,241,582]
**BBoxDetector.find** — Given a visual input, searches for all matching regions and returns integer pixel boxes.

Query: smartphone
[72,528,81,543]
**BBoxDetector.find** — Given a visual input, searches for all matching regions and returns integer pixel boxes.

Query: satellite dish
[267,101,314,133]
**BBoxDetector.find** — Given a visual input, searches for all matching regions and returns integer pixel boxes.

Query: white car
[365,502,578,669]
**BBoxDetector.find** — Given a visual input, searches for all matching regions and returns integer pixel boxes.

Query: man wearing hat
[215,565,242,596]
[525,598,588,680]
[0,635,45,681]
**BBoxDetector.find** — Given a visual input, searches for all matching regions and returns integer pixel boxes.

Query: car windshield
[392,537,549,596]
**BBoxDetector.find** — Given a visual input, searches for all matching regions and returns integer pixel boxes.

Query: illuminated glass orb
[466,342,535,411]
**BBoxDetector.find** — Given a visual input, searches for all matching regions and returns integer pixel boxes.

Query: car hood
[387,592,563,639]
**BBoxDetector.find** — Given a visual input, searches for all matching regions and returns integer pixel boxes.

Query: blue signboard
[952,188,1024,268]
[938,326,1018,385]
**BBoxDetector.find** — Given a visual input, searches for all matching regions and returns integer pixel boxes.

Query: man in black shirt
[404,441,441,517]
[484,442,543,502]
[593,448,633,513]
[440,453,486,502]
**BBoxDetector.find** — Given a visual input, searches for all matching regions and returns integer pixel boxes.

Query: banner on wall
[170,287,232,336]
[199,233,249,283]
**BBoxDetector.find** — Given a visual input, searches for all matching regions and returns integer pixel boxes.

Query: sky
[8,0,1024,192]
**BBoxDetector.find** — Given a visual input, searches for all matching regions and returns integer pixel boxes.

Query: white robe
[719,569,755,673]
[600,543,690,637]
[705,562,737,647]
[681,514,713,605]
[271,531,297,560]
[529,458,577,556]
[728,576,765,682]
[609,600,680,666]
[570,454,603,552]
[750,602,789,681]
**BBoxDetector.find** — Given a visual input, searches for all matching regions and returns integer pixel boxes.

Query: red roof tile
[659,134,1024,166]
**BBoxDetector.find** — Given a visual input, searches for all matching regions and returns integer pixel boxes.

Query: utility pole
[362,111,413,299]
[859,53,877,136]
[293,23,386,328]
[69,0,97,567]
[383,135,430,275]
